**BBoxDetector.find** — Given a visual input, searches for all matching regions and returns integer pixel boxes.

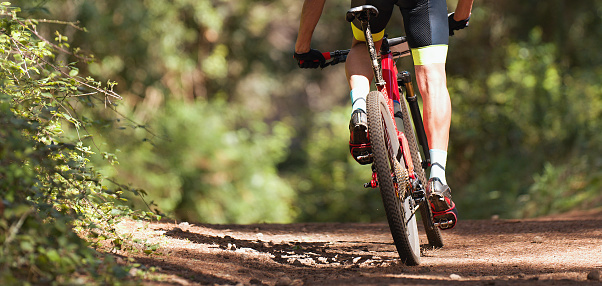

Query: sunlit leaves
[448,22,602,219]
[0,4,149,284]
[202,44,228,79]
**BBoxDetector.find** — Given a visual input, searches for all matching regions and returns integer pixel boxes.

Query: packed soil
[111,208,602,285]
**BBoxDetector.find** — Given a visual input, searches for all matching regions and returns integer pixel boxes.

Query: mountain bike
[320,5,445,265]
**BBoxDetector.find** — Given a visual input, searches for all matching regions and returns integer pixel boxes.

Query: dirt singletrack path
[114,209,602,285]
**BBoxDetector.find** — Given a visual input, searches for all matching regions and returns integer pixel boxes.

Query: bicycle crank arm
[405,187,427,224]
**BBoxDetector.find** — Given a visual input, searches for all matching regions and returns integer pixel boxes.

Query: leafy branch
[0,3,157,284]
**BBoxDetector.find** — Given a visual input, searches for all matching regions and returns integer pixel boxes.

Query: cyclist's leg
[347,0,393,165]
[399,0,457,229]
[415,63,451,156]
[347,0,393,112]
[346,38,382,103]
[346,39,384,165]
[398,0,450,159]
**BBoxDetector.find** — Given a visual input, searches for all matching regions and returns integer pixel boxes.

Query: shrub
[0,4,143,284]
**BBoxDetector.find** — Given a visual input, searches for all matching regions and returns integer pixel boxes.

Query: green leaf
[69,68,79,77]
[46,249,60,262]
[20,241,34,252]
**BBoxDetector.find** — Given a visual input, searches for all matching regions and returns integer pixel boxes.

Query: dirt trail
[113,209,602,285]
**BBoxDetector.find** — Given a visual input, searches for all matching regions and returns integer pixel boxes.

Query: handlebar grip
[387,36,406,47]
[320,50,349,68]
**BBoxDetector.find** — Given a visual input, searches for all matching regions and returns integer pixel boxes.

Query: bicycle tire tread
[397,96,444,248]
[367,91,420,266]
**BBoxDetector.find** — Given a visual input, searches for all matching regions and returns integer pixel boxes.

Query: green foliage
[95,100,296,224]
[520,159,602,217]
[0,3,142,284]
[282,107,384,222]
[448,22,602,218]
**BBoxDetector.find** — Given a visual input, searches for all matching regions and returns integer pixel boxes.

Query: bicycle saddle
[346,5,379,23]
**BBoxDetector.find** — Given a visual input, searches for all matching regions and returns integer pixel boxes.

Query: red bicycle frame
[379,47,416,178]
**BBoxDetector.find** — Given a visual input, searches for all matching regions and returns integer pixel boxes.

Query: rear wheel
[396,94,444,248]
[367,91,420,266]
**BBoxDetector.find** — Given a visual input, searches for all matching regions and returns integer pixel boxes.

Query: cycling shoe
[427,177,458,230]
[349,109,372,165]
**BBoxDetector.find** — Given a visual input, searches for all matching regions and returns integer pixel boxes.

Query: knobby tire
[396,95,444,248]
[367,91,421,266]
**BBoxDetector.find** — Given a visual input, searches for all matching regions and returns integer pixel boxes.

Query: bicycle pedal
[433,220,454,228]
[357,154,373,161]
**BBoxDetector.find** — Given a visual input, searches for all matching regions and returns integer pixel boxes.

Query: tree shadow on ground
[129,215,601,285]
[164,227,398,268]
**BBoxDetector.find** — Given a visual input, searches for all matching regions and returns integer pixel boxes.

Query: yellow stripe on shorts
[411,45,448,65]
[351,23,385,42]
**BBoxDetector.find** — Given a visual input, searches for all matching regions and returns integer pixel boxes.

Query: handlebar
[321,36,408,68]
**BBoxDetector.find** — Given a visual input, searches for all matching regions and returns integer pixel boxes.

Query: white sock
[429,149,448,185]
[350,89,367,112]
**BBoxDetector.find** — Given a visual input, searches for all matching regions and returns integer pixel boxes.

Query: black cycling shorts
[350,0,449,65]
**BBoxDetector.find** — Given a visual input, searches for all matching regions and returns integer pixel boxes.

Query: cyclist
[293,0,473,230]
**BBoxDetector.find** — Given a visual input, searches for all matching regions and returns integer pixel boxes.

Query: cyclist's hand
[448,12,470,36]
[294,49,326,69]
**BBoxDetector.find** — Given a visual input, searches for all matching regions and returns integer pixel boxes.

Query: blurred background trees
[11,0,601,223]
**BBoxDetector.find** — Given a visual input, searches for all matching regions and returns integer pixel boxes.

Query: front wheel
[367,91,420,266]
